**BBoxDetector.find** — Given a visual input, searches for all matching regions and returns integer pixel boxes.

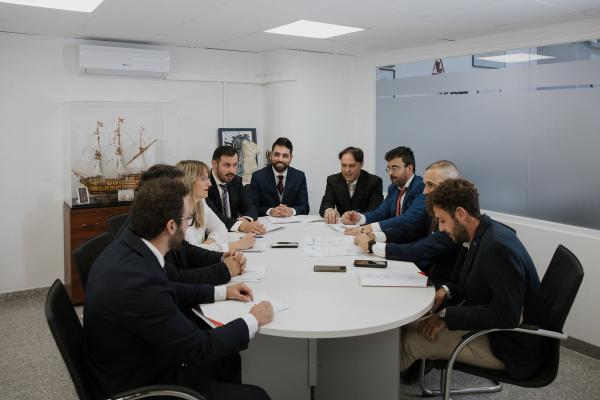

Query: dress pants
[400,320,506,371]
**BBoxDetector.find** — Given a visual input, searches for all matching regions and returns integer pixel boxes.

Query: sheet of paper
[241,242,269,253]
[357,270,429,287]
[267,216,302,224]
[304,244,363,257]
[327,224,358,234]
[230,264,267,282]
[304,236,354,246]
[262,224,284,233]
[199,293,289,325]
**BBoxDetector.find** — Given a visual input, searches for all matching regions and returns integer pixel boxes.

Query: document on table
[241,242,269,253]
[304,236,354,246]
[196,293,289,327]
[230,264,267,282]
[328,224,358,234]
[267,216,302,224]
[357,270,429,287]
[262,223,284,233]
[304,244,363,257]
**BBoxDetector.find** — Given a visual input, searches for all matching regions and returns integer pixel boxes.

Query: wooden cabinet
[63,202,130,304]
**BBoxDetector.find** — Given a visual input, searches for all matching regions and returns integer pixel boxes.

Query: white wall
[0,33,264,293]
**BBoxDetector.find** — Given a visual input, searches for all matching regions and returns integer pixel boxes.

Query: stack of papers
[196,293,289,327]
[357,270,429,287]
[230,265,267,282]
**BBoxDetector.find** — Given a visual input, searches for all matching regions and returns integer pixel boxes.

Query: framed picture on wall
[217,128,259,182]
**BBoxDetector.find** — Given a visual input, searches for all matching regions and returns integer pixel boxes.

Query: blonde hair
[175,160,210,228]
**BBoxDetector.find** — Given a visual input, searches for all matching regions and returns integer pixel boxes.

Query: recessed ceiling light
[0,0,104,12]
[475,53,555,63]
[265,20,364,39]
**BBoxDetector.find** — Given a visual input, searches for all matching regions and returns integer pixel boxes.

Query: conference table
[228,215,434,400]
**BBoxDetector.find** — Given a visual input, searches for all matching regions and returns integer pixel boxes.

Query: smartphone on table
[314,265,346,272]
[353,259,387,268]
[271,241,299,248]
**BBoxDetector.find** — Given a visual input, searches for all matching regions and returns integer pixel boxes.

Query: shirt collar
[141,238,165,268]
[400,174,414,191]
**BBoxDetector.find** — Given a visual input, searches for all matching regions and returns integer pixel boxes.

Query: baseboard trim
[0,286,49,302]
[563,337,600,360]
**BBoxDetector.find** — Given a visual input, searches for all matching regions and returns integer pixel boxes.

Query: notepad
[230,265,267,282]
[304,236,354,246]
[196,293,289,327]
[304,244,363,257]
[328,224,358,234]
[357,270,429,287]
[267,216,302,224]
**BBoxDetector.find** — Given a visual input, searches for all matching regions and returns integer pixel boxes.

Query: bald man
[354,160,462,287]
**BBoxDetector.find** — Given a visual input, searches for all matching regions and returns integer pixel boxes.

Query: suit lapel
[208,173,223,213]
[335,174,352,211]
[458,215,492,287]
[350,171,366,210]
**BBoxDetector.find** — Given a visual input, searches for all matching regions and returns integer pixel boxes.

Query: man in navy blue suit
[353,160,462,287]
[249,137,309,217]
[85,177,272,399]
[400,179,544,380]
[343,146,428,244]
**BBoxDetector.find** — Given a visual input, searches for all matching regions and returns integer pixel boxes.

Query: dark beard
[451,224,469,244]
[272,161,288,173]
[168,228,185,251]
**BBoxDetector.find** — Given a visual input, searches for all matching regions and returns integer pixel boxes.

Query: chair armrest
[109,385,206,400]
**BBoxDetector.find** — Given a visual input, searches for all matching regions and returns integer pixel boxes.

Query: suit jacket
[115,215,230,285]
[385,217,460,287]
[84,228,249,396]
[206,173,258,230]
[444,215,544,380]
[318,170,383,216]
[364,175,428,243]
[249,166,309,216]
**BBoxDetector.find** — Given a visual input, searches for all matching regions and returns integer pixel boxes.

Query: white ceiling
[1,0,600,55]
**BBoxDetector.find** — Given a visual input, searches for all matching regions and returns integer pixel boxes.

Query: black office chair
[73,231,112,292]
[107,213,129,240]
[45,279,206,400]
[419,244,584,399]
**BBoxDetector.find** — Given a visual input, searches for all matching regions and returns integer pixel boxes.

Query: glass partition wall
[376,40,600,230]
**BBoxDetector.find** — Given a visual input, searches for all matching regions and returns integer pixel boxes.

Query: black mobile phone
[271,242,299,248]
[314,265,346,272]
[353,259,388,268]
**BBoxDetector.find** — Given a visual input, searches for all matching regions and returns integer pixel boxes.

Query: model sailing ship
[72,117,157,196]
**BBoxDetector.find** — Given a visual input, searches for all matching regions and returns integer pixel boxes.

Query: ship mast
[126,126,157,167]
[113,117,129,176]
[93,121,104,176]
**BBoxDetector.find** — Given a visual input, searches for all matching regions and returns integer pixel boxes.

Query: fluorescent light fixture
[0,0,104,12]
[265,19,364,39]
[475,53,555,63]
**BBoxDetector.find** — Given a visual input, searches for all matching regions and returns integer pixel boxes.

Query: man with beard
[353,160,462,287]
[115,164,247,285]
[319,146,383,224]
[206,146,265,234]
[249,137,309,216]
[342,146,428,244]
[400,178,544,381]
[84,178,273,399]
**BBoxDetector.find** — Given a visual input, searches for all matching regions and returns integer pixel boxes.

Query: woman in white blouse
[176,160,255,252]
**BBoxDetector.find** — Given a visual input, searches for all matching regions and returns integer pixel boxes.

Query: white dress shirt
[267,167,297,216]
[185,200,230,252]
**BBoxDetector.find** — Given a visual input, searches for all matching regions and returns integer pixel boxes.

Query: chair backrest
[107,213,129,240]
[45,279,94,400]
[538,244,584,332]
[73,231,112,291]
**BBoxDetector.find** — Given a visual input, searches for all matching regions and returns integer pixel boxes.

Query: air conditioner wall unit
[78,45,170,78]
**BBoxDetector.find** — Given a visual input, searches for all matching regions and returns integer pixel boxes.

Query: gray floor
[1,290,599,400]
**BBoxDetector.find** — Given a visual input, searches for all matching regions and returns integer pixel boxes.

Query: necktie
[277,175,284,195]
[220,183,231,218]
[348,181,356,198]
[395,187,407,216]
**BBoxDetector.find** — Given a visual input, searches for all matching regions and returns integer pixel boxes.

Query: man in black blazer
[249,137,309,216]
[115,164,246,285]
[400,179,544,380]
[206,146,265,234]
[85,178,273,399]
[353,160,461,287]
[319,146,383,223]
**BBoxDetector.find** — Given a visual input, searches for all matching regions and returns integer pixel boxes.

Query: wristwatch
[367,239,376,253]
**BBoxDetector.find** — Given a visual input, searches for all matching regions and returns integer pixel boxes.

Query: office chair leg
[418,359,502,397]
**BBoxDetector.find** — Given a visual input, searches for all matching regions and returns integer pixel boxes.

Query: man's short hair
[139,164,184,188]
[131,178,189,240]
[425,160,460,179]
[426,178,481,219]
[212,145,239,162]
[384,146,415,170]
[272,137,293,153]
[338,147,364,163]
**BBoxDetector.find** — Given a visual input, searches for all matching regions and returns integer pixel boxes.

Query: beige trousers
[400,320,506,371]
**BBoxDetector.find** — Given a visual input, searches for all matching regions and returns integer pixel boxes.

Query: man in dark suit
[319,146,383,223]
[115,164,246,285]
[353,160,462,287]
[85,178,272,399]
[343,146,428,244]
[206,146,265,235]
[400,179,544,380]
[249,137,309,216]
